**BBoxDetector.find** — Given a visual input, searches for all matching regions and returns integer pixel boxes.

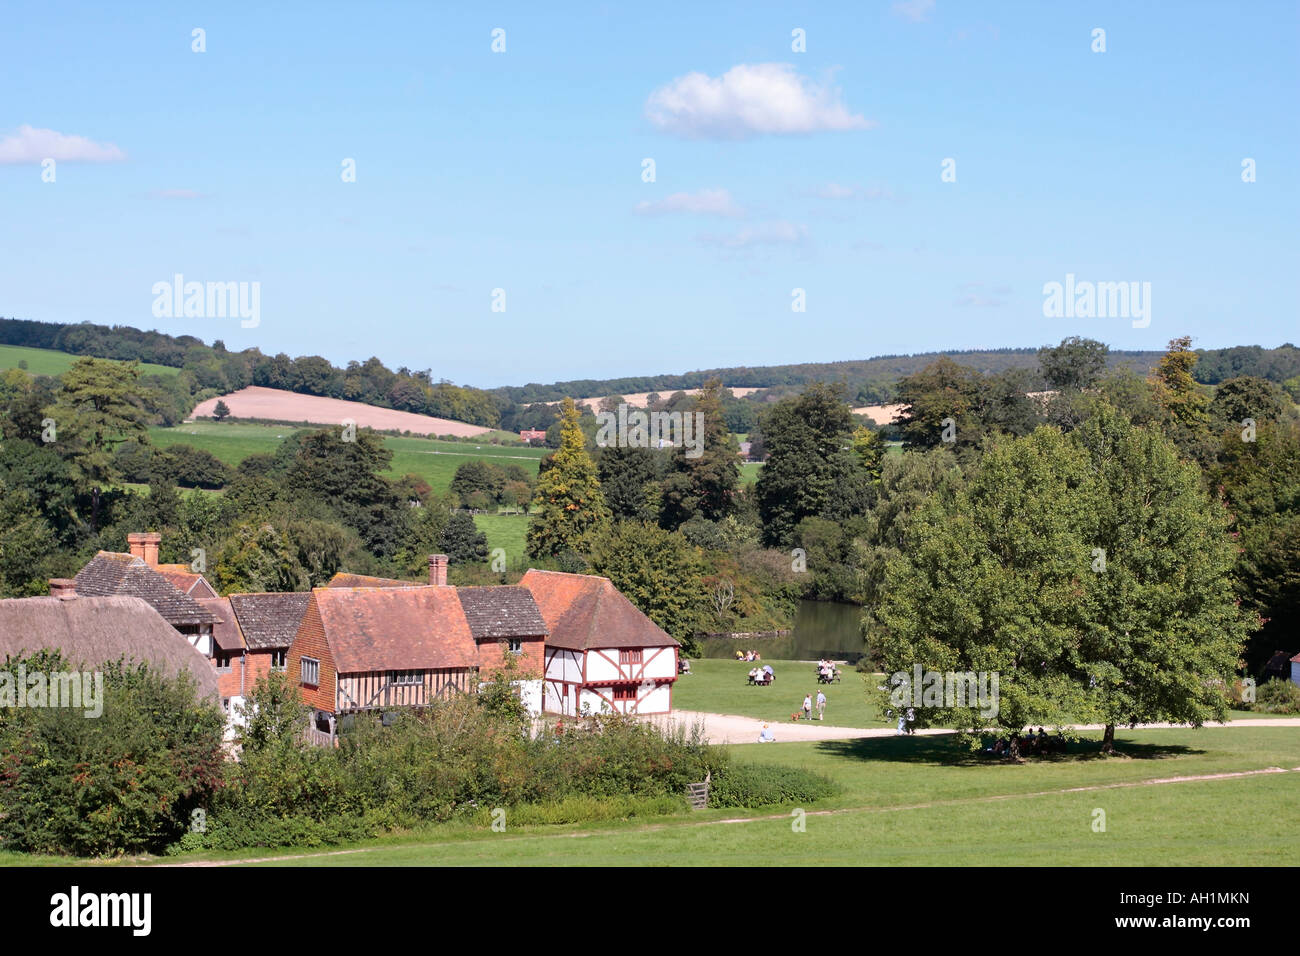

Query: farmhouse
[521,569,679,716]
[287,584,481,733]
[227,591,312,682]
[65,535,220,652]
[0,593,220,702]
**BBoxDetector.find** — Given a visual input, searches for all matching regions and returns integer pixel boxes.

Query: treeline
[0,318,502,428]
[489,346,1176,406]
[518,336,1300,675]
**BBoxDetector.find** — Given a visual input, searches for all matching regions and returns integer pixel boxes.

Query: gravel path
[651,710,1300,746]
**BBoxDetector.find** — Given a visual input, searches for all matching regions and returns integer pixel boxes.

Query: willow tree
[526,397,608,558]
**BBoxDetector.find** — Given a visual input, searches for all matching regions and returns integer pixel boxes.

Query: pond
[697,600,868,662]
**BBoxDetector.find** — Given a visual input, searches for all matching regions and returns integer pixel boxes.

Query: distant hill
[191,386,495,438]
[0,344,179,379]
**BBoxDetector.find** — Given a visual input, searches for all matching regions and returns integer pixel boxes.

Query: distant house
[0,594,220,702]
[154,566,218,600]
[456,585,548,712]
[326,572,419,589]
[67,534,220,652]
[196,596,248,721]
[519,429,548,444]
[227,591,312,690]
[287,585,480,733]
[521,569,679,716]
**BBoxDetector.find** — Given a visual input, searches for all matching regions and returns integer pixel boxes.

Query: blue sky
[3,1,1296,387]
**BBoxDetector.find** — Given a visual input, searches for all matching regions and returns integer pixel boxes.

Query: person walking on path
[802,693,813,722]
[816,690,827,720]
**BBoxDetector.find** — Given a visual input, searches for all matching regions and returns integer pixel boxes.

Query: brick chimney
[127,532,162,567]
[429,554,449,587]
[49,579,77,600]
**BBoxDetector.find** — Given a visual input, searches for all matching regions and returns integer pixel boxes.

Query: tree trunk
[1101,723,1116,754]
[92,486,101,532]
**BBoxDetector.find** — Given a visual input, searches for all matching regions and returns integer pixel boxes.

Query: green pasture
[148,420,545,495]
[675,658,889,728]
[0,344,178,379]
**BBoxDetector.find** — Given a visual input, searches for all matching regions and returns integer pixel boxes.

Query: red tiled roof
[326,572,419,589]
[520,569,678,651]
[198,597,245,652]
[314,586,478,672]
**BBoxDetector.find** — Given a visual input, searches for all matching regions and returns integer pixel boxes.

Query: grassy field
[675,658,889,728]
[8,726,1291,867]
[0,344,178,378]
[472,512,530,562]
[149,420,546,494]
[674,658,1268,727]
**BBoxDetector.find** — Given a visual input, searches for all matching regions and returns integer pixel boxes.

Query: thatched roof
[0,595,220,700]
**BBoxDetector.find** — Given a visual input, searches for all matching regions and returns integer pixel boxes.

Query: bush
[0,653,225,856]
[1254,679,1300,714]
[708,763,837,808]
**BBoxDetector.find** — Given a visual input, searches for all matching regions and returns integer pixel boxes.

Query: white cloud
[0,125,126,163]
[699,220,807,248]
[635,188,744,218]
[892,0,935,23]
[646,63,873,139]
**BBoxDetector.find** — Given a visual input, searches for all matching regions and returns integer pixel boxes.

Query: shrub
[708,763,837,808]
[0,653,225,856]
[1254,679,1300,714]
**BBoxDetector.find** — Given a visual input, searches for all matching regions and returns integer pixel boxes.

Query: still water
[697,600,867,662]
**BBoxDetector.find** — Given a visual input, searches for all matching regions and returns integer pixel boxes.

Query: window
[391,670,422,686]
[619,649,642,666]
[215,652,234,673]
[271,650,287,671]
[613,685,638,701]
[301,657,320,687]
[507,638,522,654]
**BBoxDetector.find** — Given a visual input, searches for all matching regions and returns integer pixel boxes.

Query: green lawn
[247,727,1300,866]
[0,344,178,379]
[740,461,762,486]
[149,421,545,495]
[675,658,888,728]
[4,727,1296,866]
[674,658,1270,728]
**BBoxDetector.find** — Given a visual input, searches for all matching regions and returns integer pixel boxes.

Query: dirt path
[655,710,1300,745]
[168,763,1300,867]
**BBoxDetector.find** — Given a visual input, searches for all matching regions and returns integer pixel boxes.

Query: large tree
[659,380,740,529]
[45,357,155,530]
[874,413,1250,754]
[1037,336,1109,392]
[526,398,609,558]
[585,521,705,656]
[755,383,871,546]
[1071,405,1252,750]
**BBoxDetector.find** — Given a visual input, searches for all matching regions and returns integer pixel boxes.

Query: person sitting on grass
[763,664,774,682]
[758,723,775,743]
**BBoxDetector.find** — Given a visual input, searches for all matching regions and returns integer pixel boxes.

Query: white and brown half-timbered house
[521,569,680,716]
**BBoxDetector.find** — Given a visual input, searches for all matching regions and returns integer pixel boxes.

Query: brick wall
[287,595,338,714]
[476,633,545,680]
